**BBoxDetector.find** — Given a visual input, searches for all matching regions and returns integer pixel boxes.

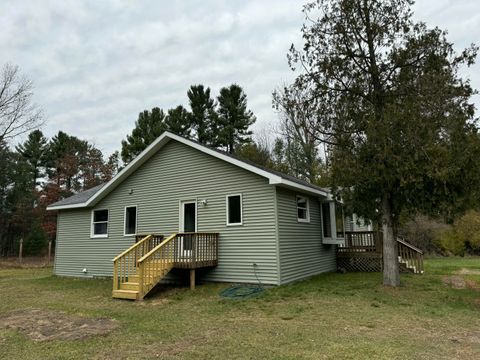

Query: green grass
[1,258,479,359]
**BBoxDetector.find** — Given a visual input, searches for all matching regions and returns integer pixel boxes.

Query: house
[47,131,347,300]
[345,214,373,232]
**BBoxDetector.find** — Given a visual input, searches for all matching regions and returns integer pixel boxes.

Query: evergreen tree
[165,105,191,138]
[288,0,479,286]
[16,129,48,189]
[46,131,87,192]
[121,108,167,163]
[187,85,219,145]
[217,84,256,154]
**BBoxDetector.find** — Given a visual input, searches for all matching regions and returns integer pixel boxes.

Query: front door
[180,200,196,256]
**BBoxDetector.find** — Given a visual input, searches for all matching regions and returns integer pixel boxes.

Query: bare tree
[0,63,42,142]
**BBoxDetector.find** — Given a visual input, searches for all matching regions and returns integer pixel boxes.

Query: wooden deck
[112,232,218,300]
[337,231,424,273]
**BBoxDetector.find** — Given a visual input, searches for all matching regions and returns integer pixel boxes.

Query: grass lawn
[0,258,479,359]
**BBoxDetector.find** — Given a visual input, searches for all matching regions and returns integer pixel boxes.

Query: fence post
[19,238,23,263]
[48,240,52,264]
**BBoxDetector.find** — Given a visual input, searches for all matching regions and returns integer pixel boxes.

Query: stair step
[120,282,139,291]
[112,289,139,300]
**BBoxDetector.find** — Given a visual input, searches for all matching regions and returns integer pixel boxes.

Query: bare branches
[0,63,43,143]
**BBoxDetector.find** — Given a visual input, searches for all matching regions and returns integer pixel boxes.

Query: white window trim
[179,199,198,233]
[322,201,345,245]
[226,194,243,226]
[123,205,138,237]
[91,208,109,238]
[297,195,310,223]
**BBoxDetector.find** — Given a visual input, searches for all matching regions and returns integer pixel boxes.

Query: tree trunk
[381,195,400,286]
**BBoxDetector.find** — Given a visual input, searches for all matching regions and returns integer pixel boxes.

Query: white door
[180,200,197,257]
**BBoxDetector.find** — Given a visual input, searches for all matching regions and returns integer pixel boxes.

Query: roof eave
[46,131,332,211]
[270,178,330,198]
[46,202,88,211]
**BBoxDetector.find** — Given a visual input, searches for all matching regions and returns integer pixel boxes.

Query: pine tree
[121,108,167,163]
[16,129,48,189]
[288,0,479,286]
[165,105,191,138]
[217,84,256,154]
[187,85,219,145]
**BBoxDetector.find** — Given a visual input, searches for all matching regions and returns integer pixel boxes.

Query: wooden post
[190,269,195,290]
[48,241,52,264]
[19,238,23,263]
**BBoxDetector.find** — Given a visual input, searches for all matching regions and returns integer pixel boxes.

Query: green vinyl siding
[276,187,336,284]
[54,140,278,284]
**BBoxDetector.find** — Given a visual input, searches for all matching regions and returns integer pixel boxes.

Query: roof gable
[47,132,330,210]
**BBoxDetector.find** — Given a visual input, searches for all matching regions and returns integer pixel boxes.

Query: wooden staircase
[112,232,219,300]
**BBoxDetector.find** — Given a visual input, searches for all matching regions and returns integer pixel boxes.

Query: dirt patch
[456,268,480,276]
[0,309,118,341]
[442,276,467,289]
[443,275,480,290]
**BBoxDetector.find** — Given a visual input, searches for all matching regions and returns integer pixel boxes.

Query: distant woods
[0,128,119,256]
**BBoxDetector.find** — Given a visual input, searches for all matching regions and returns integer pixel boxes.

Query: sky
[1,0,479,156]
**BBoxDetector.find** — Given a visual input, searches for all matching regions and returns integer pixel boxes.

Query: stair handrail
[112,234,153,262]
[137,233,177,264]
[137,233,178,298]
[396,236,423,255]
[396,236,424,274]
[112,234,164,291]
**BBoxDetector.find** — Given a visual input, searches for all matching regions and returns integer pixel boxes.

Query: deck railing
[337,231,423,274]
[112,234,164,290]
[174,232,219,268]
[337,231,383,253]
[136,232,219,298]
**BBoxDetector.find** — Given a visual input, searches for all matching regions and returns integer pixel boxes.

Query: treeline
[0,130,119,256]
[120,83,327,186]
[120,84,256,163]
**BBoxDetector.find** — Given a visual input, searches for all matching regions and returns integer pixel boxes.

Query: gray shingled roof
[49,133,329,208]
[49,184,105,208]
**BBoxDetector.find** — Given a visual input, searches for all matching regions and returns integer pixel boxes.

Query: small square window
[297,196,310,222]
[92,209,108,237]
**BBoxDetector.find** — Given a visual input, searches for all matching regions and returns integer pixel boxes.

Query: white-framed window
[297,195,310,223]
[321,202,332,238]
[321,201,345,244]
[335,203,345,238]
[124,206,137,236]
[226,194,243,226]
[91,209,109,238]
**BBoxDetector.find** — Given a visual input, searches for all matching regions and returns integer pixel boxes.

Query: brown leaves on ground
[0,308,118,341]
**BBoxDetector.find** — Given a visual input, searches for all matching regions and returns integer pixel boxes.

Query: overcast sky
[1,0,479,155]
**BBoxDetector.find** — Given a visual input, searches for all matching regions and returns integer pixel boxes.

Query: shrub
[438,229,465,256]
[399,215,450,254]
[437,210,480,256]
[23,224,49,256]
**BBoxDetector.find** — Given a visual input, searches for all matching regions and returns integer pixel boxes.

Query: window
[322,202,332,238]
[297,196,310,222]
[124,206,137,236]
[226,194,242,226]
[91,209,108,237]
